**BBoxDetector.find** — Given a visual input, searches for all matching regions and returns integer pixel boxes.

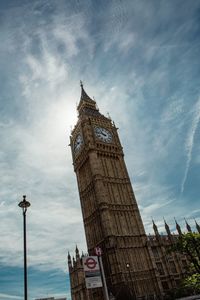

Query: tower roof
[77,82,97,114]
[80,81,93,102]
[76,82,109,121]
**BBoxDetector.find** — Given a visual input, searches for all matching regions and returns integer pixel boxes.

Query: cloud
[0,92,86,270]
[181,97,200,193]
[1,1,200,298]
[20,51,68,94]
[0,2,92,272]
[0,294,22,300]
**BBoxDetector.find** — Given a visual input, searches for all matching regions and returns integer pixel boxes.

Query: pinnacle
[80,81,93,102]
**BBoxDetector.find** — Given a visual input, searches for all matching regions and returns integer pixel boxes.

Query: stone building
[35,298,66,300]
[68,84,199,300]
[68,218,200,300]
[147,219,194,295]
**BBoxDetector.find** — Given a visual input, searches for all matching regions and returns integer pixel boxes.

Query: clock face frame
[74,133,83,153]
[94,126,113,143]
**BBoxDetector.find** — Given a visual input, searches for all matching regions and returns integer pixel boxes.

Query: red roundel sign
[84,257,97,270]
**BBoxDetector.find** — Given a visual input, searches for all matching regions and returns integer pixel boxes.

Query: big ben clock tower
[70,83,163,300]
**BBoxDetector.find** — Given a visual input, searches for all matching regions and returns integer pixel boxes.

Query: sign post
[83,256,103,289]
[95,247,109,300]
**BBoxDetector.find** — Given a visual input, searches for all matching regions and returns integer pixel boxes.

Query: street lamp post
[126,263,131,296]
[18,195,31,300]
[126,263,136,300]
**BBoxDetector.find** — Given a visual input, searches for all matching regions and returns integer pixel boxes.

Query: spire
[174,218,182,236]
[75,245,80,260]
[152,219,159,236]
[68,251,72,268]
[77,81,98,116]
[80,81,94,102]
[73,256,75,266]
[164,218,171,237]
[195,219,200,233]
[185,218,192,232]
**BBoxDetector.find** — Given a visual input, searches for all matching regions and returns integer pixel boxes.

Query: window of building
[149,295,156,300]
[156,262,165,275]
[152,247,159,257]
[182,259,187,270]
[162,281,169,290]
[175,279,180,287]
[169,261,177,273]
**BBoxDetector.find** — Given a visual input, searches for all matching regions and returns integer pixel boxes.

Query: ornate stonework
[68,85,197,300]
[69,85,163,300]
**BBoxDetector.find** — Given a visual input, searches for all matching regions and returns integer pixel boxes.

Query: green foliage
[168,232,200,297]
[164,274,200,299]
[183,273,200,294]
[164,284,189,300]
[171,232,200,273]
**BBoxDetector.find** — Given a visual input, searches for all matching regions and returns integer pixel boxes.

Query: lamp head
[18,195,31,210]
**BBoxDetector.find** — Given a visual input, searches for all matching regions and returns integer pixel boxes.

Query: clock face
[74,134,83,153]
[94,126,112,143]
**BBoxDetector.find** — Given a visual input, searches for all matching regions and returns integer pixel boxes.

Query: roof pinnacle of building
[163,218,171,236]
[75,245,80,260]
[194,218,200,233]
[184,218,192,232]
[152,218,159,235]
[67,251,72,267]
[174,218,182,235]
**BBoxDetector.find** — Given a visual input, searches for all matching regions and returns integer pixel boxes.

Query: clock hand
[100,129,107,137]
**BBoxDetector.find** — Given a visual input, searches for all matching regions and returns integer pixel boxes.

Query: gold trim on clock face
[74,133,83,153]
[94,126,112,143]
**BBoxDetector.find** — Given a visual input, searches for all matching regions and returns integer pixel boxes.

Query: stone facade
[35,298,66,300]
[68,85,199,300]
[68,219,200,300]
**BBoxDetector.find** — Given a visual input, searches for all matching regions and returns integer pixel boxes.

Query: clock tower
[70,83,163,299]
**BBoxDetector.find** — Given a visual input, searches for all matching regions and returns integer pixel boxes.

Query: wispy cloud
[181,97,200,193]
[1,0,200,298]
[0,1,91,273]
[0,293,22,300]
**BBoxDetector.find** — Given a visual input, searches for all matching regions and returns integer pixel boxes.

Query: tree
[171,232,200,273]
[170,232,200,295]
[184,273,200,294]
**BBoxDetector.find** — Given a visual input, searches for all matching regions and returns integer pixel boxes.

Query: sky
[0,0,200,299]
